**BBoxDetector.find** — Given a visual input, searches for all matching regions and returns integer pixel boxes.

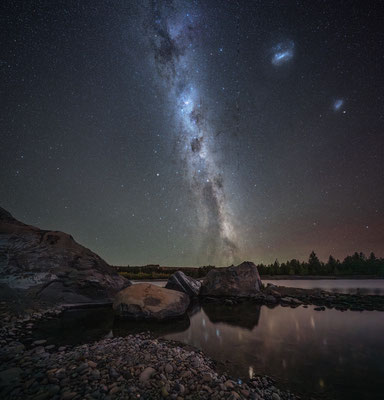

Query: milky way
[147,1,239,264]
[2,1,383,266]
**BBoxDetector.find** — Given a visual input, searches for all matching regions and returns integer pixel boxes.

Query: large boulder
[199,261,262,297]
[165,271,201,297]
[113,283,190,320]
[0,207,130,304]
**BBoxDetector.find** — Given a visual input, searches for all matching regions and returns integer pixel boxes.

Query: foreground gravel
[0,327,299,400]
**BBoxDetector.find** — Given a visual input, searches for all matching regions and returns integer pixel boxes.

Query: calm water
[263,279,384,295]
[165,303,384,400]
[32,280,384,400]
[138,279,384,295]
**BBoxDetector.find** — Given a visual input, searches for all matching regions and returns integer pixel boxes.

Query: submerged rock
[0,207,129,305]
[199,261,262,297]
[113,283,190,320]
[165,271,201,297]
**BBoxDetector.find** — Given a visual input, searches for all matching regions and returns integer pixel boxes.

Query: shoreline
[261,275,384,280]
[0,305,299,400]
[126,275,384,281]
[2,286,384,399]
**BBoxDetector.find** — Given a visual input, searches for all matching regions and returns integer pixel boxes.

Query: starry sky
[1,0,383,266]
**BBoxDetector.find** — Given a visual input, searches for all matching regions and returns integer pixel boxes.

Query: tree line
[257,251,384,276]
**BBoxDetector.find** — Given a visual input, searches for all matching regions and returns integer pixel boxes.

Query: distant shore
[124,274,384,281]
[261,275,384,280]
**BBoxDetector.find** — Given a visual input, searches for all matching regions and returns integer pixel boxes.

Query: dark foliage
[257,252,384,276]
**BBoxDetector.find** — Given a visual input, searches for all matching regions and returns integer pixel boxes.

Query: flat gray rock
[165,271,201,297]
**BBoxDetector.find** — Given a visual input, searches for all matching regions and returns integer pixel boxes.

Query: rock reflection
[188,300,201,317]
[164,304,384,400]
[113,315,190,337]
[32,308,114,346]
[202,302,261,330]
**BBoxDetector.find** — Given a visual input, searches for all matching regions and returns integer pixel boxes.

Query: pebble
[33,339,47,346]
[139,367,156,383]
[61,391,77,400]
[165,363,173,374]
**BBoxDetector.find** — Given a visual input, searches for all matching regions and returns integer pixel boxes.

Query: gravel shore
[0,305,299,400]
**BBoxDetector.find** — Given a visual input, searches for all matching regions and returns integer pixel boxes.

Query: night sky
[1,0,383,266]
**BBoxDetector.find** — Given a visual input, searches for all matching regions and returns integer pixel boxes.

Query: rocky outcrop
[165,271,201,297]
[113,283,190,320]
[0,207,129,304]
[199,261,262,297]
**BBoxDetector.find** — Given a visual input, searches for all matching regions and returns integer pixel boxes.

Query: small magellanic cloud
[333,99,344,111]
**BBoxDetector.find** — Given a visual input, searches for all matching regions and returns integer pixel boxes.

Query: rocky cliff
[0,207,130,304]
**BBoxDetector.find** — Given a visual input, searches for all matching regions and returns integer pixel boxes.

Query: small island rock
[199,261,262,297]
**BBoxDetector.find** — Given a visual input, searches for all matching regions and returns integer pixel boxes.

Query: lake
[141,278,384,295]
[263,279,384,295]
[32,279,384,400]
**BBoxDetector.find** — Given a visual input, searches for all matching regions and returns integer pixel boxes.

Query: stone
[113,283,190,320]
[200,261,262,297]
[224,380,235,389]
[180,370,192,379]
[9,342,25,354]
[0,367,22,392]
[109,367,119,378]
[161,386,169,397]
[90,369,101,380]
[165,271,201,297]
[164,364,173,374]
[0,207,130,305]
[202,373,212,382]
[266,295,277,304]
[61,392,77,400]
[32,392,51,400]
[47,385,61,395]
[33,339,47,346]
[139,367,156,383]
[109,386,120,395]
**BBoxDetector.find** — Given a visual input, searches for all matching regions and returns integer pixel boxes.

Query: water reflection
[113,315,190,337]
[165,305,384,400]
[33,298,384,400]
[32,308,114,346]
[202,301,261,330]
